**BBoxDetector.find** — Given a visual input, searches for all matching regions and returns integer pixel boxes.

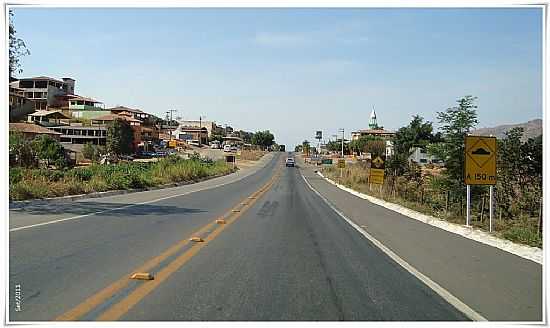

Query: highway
[9,153,541,321]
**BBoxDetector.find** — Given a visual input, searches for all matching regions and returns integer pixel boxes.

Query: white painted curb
[316,171,542,265]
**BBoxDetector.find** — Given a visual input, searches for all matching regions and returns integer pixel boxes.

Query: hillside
[473,119,542,141]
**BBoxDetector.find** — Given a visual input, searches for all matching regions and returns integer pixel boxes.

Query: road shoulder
[298,161,542,321]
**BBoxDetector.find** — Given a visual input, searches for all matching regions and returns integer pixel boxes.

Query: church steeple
[369,107,378,129]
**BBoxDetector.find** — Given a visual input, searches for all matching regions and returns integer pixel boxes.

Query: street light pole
[339,128,344,158]
[166,109,177,143]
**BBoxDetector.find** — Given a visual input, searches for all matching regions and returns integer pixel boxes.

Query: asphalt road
[8,153,540,321]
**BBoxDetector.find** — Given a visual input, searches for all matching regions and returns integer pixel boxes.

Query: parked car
[224,144,236,152]
[188,141,200,147]
[136,151,154,159]
[285,158,295,167]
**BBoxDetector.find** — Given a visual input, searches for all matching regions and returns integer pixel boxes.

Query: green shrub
[9,157,234,201]
[9,168,23,184]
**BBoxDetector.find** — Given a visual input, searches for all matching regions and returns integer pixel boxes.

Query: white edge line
[10,154,275,232]
[316,171,543,265]
[300,172,487,322]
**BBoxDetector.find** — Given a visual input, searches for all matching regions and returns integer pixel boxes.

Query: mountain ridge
[472,119,542,141]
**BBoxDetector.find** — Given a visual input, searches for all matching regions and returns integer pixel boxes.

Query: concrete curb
[316,171,543,265]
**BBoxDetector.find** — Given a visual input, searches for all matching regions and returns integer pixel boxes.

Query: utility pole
[339,128,344,158]
[166,109,177,142]
[199,115,203,147]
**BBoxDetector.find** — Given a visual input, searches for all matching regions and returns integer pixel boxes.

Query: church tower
[368,107,378,129]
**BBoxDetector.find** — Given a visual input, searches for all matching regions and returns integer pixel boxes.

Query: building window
[34,81,47,88]
[19,80,33,88]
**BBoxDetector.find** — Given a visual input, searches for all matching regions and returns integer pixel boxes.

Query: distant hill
[473,119,542,142]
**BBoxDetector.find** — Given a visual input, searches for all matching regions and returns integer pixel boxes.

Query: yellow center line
[56,164,282,321]
[97,171,280,321]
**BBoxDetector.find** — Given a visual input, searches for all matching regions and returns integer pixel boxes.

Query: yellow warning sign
[465,136,497,185]
[338,159,345,168]
[368,155,385,185]
[371,156,385,169]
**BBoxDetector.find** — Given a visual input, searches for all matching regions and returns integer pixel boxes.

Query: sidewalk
[299,160,542,321]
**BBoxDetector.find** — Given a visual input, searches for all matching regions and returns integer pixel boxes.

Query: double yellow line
[56,166,282,321]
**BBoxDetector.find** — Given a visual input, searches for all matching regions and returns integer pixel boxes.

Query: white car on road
[224,144,238,152]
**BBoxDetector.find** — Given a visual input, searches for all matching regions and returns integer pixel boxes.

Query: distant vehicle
[188,141,200,147]
[136,151,154,159]
[285,158,295,167]
[224,144,238,152]
[156,151,168,157]
[279,144,286,152]
[211,142,221,149]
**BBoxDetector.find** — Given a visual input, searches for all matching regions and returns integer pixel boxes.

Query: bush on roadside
[9,156,236,201]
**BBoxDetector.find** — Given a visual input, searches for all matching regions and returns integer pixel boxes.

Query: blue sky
[11,7,542,147]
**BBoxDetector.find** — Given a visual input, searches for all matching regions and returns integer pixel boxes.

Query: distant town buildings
[351,109,396,141]
[350,108,396,158]
[8,74,249,159]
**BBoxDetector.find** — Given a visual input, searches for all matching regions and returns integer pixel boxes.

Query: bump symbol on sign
[467,139,494,168]
[372,156,384,169]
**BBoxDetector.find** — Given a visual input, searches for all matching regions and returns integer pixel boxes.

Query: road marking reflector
[216,219,226,224]
[190,237,204,242]
[130,273,154,280]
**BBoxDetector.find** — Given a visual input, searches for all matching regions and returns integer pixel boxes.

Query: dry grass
[10,156,236,201]
[238,150,266,161]
[322,163,542,248]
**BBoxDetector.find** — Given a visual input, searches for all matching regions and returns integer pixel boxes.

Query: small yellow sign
[369,168,385,185]
[465,136,497,185]
[372,156,385,169]
[338,159,345,168]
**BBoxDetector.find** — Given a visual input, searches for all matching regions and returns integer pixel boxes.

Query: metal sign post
[466,185,471,227]
[489,185,494,232]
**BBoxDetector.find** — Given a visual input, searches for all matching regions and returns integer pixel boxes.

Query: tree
[326,140,341,152]
[234,130,254,144]
[9,10,30,78]
[428,96,478,193]
[394,115,437,156]
[349,136,381,155]
[107,118,134,155]
[365,140,386,157]
[251,130,275,150]
[82,143,105,162]
[302,140,311,155]
[9,132,36,167]
[388,115,439,176]
[31,135,66,168]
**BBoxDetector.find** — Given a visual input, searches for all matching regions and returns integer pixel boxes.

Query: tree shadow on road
[9,201,206,217]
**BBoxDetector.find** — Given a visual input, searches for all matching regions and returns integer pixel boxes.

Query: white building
[408,147,443,166]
